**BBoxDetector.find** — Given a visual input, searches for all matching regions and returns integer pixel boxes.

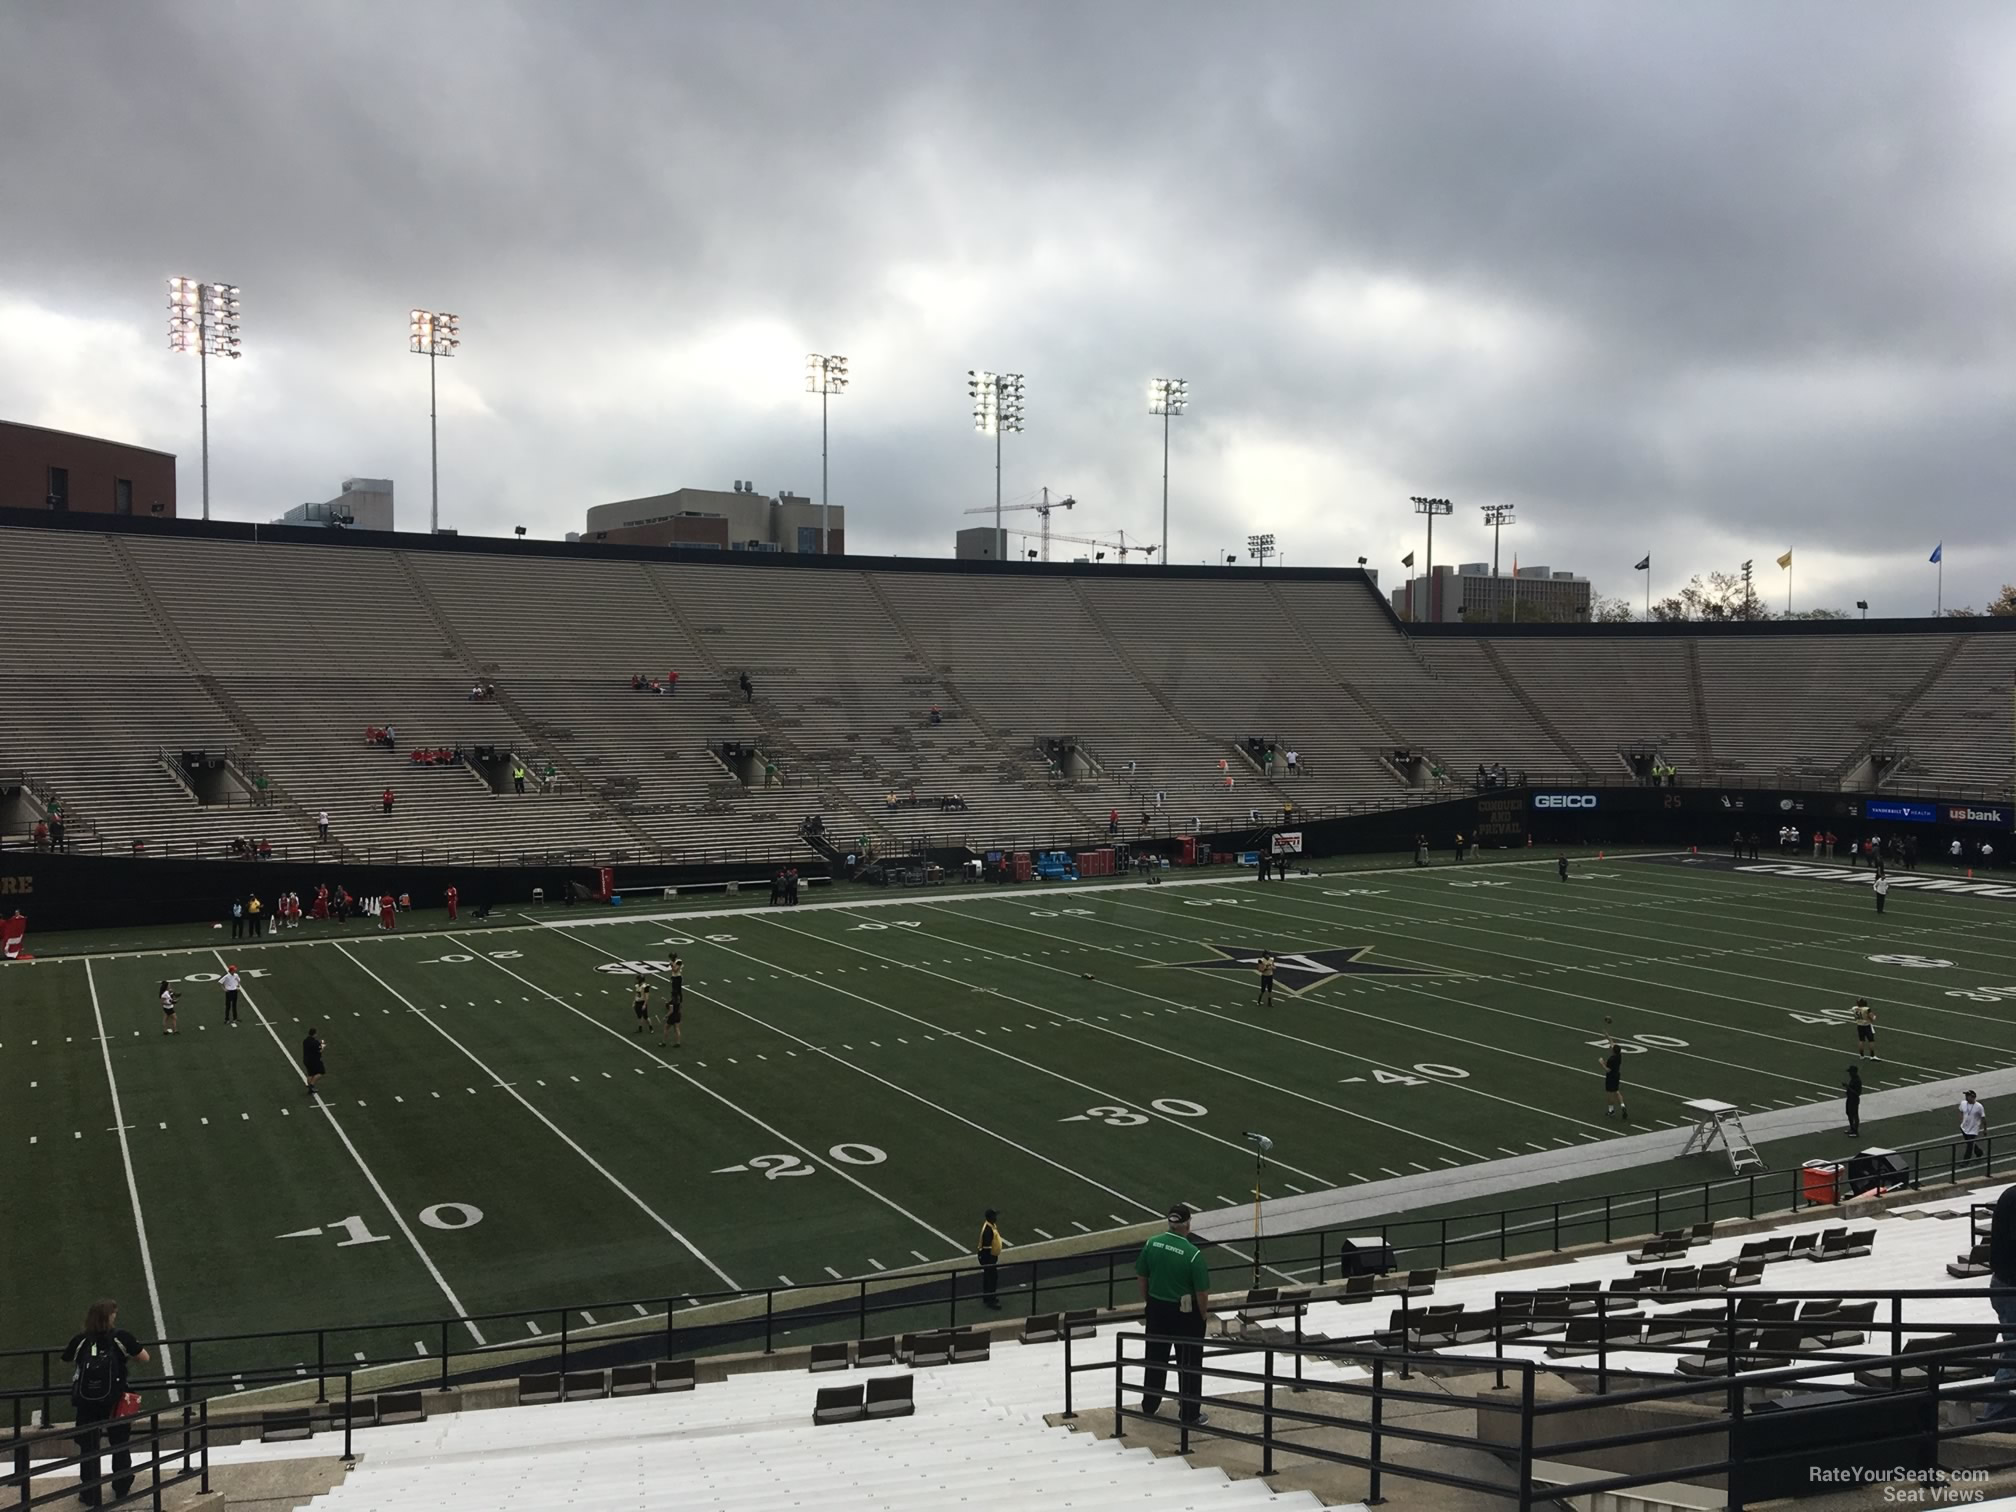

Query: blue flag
[1931,543,1943,564]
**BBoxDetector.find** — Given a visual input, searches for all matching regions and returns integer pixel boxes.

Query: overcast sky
[3,1,2012,613]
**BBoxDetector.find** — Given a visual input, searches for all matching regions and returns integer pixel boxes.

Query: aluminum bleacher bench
[260,1408,314,1443]
[857,1335,897,1368]
[809,1342,851,1372]
[865,1375,915,1418]
[813,1383,865,1425]
[518,1373,561,1405]
[562,1371,606,1401]
[1021,1313,1061,1344]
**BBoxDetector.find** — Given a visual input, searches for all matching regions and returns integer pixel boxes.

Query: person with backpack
[63,1299,149,1506]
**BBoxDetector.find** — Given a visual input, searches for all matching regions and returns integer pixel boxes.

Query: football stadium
[14,7,2016,1510]
[7,510,2016,1510]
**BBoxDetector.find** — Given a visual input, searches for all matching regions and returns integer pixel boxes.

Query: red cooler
[1800,1159,1841,1206]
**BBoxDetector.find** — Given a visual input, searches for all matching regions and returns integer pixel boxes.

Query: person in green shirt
[1134,1205,1211,1425]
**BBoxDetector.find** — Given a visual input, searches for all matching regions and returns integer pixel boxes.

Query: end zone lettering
[1533,793,1598,810]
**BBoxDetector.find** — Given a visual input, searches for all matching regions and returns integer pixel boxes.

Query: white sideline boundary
[17,849,1691,964]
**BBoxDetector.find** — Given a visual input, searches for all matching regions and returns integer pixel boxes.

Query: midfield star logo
[1167,945,1447,994]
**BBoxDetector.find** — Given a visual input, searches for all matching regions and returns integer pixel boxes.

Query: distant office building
[582,481,842,554]
[1392,562,1591,624]
[277,478,395,533]
[0,420,175,518]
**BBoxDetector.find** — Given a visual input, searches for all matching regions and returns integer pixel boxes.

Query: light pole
[806,353,849,555]
[968,370,1025,544]
[409,309,460,535]
[1150,378,1187,561]
[1247,532,1276,568]
[167,278,241,520]
[1856,599,1869,620]
[1481,504,1515,577]
[1411,496,1453,622]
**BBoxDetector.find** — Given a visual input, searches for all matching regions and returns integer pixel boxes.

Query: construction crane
[1010,528,1160,563]
[964,487,1074,560]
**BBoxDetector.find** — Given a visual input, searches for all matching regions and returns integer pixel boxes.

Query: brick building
[0,421,176,519]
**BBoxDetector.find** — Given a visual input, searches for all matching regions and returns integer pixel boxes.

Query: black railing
[1,1367,355,1511]
[1076,1299,2016,1512]
[2,1131,1995,1422]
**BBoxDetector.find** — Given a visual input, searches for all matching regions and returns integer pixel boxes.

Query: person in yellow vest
[977,1210,1005,1309]
[513,762,527,795]
[246,894,264,937]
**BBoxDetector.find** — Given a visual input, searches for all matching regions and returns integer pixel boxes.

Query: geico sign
[1534,794,1598,810]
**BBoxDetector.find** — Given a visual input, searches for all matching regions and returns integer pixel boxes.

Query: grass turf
[7,846,2016,1395]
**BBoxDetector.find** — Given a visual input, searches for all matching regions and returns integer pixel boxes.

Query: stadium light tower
[1150,378,1188,561]
[1411,496,1453,621]
[167,277,242,520]
[968,370,1025,538]
[1247,532,1276,568]
[409,310,461,535]
[1480,503,1515,577]
[806,354,849,556]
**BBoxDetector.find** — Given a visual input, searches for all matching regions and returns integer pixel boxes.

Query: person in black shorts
[1255,953,1275,1005]
[302,1027,327,1098]
[63,1298,151,1507]
[1557,852,1570,883]
[660,956,684,1047]
[631,976,654,1035]
[1599,1037,1627,1121]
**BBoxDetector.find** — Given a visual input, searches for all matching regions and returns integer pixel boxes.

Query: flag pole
[1938,556,1944,617]
[1644,554,1650,620]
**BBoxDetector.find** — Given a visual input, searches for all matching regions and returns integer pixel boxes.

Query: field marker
[1381,1166,1403,1177]
[580,1312,597,1326]
[1032,1227,1054,1239]
[779,1275,795,1286]
[824,1267,843,1280]
[912,1250,932,1263]
[867,1258,886,1270]
[414,1342,428,1356]
[632,1304,649,1317]
[85,962,178,1400]
[525,1321,542,1337]
[218,953,487,1347]
[336,943,742,1292]
[1071,1221,1091,1233]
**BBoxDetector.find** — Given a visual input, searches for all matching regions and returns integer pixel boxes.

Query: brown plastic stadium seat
[377,1391,424,1425]
[951,1334,990,1365]
[865,1375,914,1418]
[857,1335,897,1368]
[654,1359,697,1392]
[260,1407,314,1443]
[518,1373,561,1405]
[810,1342,850,1372]
[1062,1310,1098,1338]
[326,1398,377,1428]
[611,1364,655,1395]
[562,1371,605,1401]
[1021,1313,1061,1344]
[814,1383,865,1425]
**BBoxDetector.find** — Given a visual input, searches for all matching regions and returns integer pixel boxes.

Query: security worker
[1135,1205,1211,1426]
[513,762,527,795]
[977,1210,1005,1309]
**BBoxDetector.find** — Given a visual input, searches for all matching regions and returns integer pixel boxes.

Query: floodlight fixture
[1410,496,1454,621]
[967,369,1026,535]
[1480,503,1516,576]
[1150,377,1188,561]
[410,309,461,534]
[1247,532,1277,568]
[807,354,850,556]
[167,277,243,520]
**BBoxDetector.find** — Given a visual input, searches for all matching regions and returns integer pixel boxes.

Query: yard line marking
[1071,1221,1092,1233]
[779,1275,795,1286]
[580,1312,597,1326]
[510,928,1127,1249]
[85,961,179,1402]
[868,1259,887,1271]
[632,1304,649,1318]
[525,1321,542,1337]
[824,1267,843,1280]
[414,1342,428,1356]
[336,944,741,1292]
[912,1250,932,1264]
[1215,1194,1238,1206]
[1380,1167,1403,1177]
[1109,1213,1130,1225]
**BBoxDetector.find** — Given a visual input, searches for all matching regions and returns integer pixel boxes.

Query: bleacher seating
[5,519,2015,858]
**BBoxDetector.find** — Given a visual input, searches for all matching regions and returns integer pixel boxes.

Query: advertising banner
[1866,800,1936,824]
[1270,831,1304,855]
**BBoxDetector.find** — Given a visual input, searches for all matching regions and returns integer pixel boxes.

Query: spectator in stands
[977,1210,1005,1309]
[667,670,678,696]
[256,838,272,859]
[382,787,395,816]
[32,818,47,851]
[739,671,753,702]
[1285,748,1299,776]
[1108,808,1119,836]
[1983,1184,2016,1421]
[317,809,329,843]
[385,724,396,751]
[49,812,65,851]
[929,705,943,725]
[1135,1206,1210,1426]
[63,1298,150,1507]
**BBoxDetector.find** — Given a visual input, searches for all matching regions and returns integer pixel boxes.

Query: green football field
[7,848,2016,1396]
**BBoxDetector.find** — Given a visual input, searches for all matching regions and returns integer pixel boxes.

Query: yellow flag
[1776,549,1793,570]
